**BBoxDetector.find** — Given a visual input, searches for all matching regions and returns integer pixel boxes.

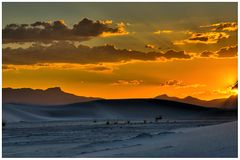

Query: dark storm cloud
[2,18,128,43]
[3,42,193,65]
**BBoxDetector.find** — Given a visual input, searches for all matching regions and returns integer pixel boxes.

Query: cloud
[100,22,129,37]
[159,80,185,87]
[153,30,173,34]
[3,18,129,43]
[3,41,193,65]
[145,44,156,49]
[85,66,113,73]
[2,62,117,75]
[201,22,237,31]
[215,45,238,57]
[111,80,143,86]
[200,51,216,57]
[99,20,113,25]
[2,65,16,71]
[159,80,205,89]
[174,32,229,45]
[163,50,191,59]
[200,45,238,58]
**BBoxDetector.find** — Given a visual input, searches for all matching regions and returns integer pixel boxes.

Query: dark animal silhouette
[155,115,162,122]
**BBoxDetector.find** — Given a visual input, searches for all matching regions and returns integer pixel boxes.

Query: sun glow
[231,89,238,95]
[230,82,238,95]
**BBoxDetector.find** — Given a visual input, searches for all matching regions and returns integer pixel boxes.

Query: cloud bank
[3,18,129,43]
[174,32,229,45]
[201,22,237,31]
[3,41,193,65]
[200,45,238,58]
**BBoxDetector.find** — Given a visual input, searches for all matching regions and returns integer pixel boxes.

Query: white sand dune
[3,99,237,157]
[3,100,237,157]
[80,121,237,157]
[3,99,236,123]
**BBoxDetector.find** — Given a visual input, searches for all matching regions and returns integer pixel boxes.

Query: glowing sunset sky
[2,2,238,100]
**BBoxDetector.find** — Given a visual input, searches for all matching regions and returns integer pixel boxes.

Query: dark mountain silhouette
[3,87,102,105]
[2,87,237,109]
[155,94,237,109]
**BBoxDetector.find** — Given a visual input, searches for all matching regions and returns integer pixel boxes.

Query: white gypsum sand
[79,121,237,157]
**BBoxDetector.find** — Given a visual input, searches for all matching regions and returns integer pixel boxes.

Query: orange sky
[2,2,238,100]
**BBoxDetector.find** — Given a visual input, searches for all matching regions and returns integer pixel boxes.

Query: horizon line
[3,86,236,101]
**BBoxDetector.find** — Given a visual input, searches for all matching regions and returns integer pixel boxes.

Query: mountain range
[155,94,237,109]
[3,87,101,105]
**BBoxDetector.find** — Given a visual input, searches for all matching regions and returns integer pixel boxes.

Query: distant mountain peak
[45,87,62,92]
[183,96,198,100]
[156,94,169,98]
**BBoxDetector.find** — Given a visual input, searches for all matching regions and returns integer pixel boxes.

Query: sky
[2,2,238,100]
